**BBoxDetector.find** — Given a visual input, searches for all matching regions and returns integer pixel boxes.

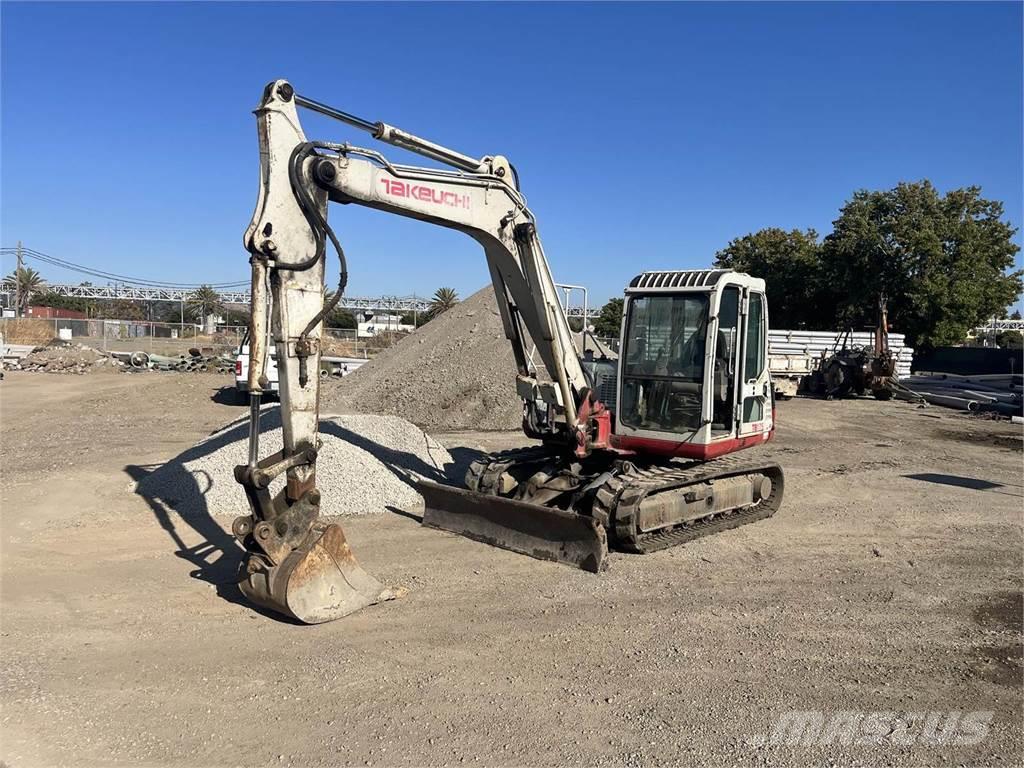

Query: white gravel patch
[134,409,453,518]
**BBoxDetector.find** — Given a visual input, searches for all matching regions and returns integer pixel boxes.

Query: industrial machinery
[235,80,784,623]
[820,296,896,400]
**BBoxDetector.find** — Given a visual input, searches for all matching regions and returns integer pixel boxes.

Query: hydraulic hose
[269,141,350,384]
[272,143,324,271]
[297,143,349,339]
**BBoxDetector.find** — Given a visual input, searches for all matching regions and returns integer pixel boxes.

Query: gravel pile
[134,409,454,519]
[323,285,525,432]
[9,343,123,374]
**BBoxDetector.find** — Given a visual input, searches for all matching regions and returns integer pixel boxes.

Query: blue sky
[2,1,1021,306]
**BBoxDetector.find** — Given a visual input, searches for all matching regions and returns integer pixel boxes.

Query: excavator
[235,80,785,623]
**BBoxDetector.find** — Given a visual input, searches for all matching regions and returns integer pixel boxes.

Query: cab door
[737,290,771,438]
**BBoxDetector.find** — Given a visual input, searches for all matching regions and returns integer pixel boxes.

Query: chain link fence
[0,318,243,355]
[0,317,375,358]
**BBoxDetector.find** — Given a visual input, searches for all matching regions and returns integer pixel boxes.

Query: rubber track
[596,454,784,553]
[467,448,784,555]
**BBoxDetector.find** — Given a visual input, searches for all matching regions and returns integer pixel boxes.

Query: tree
[325,306,357,329]
[185,285,225,331]
[6,266,45,315]
[1011,309,1022,320]
[996,330,1023,348]
[34,292,89,314]
[156,301,187,324]
[186,285,225,321]
[714,228,828,330]
[820,181,1021,350]
[592,298,623,338]
[427,287,459,319]
[100,299,145,321]
[220,306,251,326]
[400,310,429,328]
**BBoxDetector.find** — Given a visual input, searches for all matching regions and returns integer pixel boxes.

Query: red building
[26,305,87,319]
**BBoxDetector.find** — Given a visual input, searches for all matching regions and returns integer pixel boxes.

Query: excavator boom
[235,80,610,622]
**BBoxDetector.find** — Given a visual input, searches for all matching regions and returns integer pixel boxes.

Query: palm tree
[6,267,46,315]
[186,285,225,333]
[428,287,459,318]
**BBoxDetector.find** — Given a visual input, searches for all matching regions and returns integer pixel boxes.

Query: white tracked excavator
[235,80,784,623]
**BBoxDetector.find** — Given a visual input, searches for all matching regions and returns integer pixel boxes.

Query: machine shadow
[124,407,278,616]
[210,386,278,406]
[903,472,1022,497]
[318,422,486,491]
[210,386,247,406]
[317,423,487,521]
[313,428,486,524]
[124,408,488,612]
[385,505,424,523]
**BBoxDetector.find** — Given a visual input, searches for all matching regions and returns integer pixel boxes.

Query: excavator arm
[234,81,609,623]
[245,80,602,443]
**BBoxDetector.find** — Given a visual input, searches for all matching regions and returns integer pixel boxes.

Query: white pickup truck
[234,332,280,399]
[234,332,367,401]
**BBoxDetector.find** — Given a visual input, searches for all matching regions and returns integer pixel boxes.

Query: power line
[0,247,247,289]
[3,246,250,288]
[0,245,249,289]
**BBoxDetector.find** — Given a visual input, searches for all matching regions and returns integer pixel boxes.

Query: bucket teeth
[239,523,406,624]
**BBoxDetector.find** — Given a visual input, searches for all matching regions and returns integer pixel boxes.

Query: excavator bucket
[417,479,608,573]
[238,523,404,624]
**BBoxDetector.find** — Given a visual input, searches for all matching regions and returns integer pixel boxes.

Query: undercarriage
[420,447,784,570]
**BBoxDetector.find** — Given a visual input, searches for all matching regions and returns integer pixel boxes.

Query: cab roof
[628,269,731,290]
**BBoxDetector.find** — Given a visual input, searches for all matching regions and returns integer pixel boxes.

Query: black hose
[267,141,351,348]
[509,162,521,191]
[272,142,324,271]
[298,143,349,338]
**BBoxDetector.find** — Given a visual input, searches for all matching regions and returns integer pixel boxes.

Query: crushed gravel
[134,409,454,518]
[322,285,525,432]
[10,343,122,374]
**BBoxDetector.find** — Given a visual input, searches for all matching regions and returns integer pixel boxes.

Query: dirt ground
[1,371,1022,767]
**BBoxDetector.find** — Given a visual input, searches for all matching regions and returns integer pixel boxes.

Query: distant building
[357,313,413,338]
[27,305,87,319]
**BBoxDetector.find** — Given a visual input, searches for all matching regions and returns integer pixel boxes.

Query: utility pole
[15,240,23,316]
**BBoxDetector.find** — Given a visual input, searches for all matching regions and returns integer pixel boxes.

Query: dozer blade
[239,523,404,624]
[417,479,608,573]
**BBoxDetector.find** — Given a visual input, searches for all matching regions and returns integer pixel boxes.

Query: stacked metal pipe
[111,349,237,374]
[895,372,1023,416]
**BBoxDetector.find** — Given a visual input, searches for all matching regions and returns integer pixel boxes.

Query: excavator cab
[612,270,774,459]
